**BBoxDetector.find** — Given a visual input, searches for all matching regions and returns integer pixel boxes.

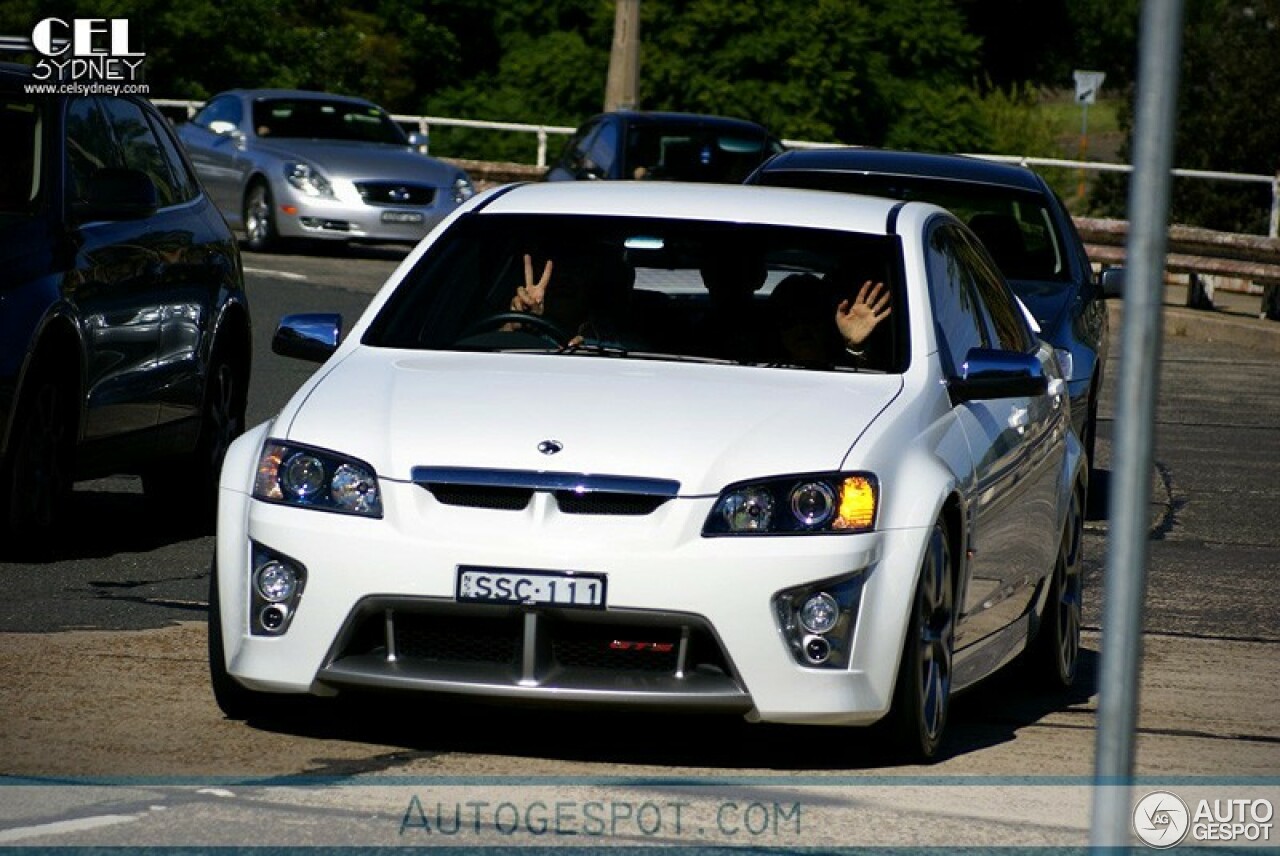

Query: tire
[242,180,277,252]
[1028,481,1085,689]
[886,519,956,762]
[1083,384,1099,479]
[208,555,276,720]
[1,359,76,560]
[144,346,245,531]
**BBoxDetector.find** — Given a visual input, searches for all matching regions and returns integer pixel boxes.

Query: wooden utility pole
[604,0,640,111]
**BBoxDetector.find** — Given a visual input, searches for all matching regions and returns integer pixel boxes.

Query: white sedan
[212,181,1086,761]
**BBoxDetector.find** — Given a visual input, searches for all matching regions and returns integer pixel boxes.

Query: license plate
[381,211,425,224]
[456,566,606,608]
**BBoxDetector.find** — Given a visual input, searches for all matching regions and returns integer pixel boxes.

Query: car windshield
[0,95,43,216]
[626,125,775,183]
[758,170,1069,282]
[364,213,908,373]
[251,98,407,145]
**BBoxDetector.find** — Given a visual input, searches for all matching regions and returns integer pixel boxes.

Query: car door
[63,95,163,441]
[176,94,246,215]
[117,97,235,433]
[925,220,1047,651]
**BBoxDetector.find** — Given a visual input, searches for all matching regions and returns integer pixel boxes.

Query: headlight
[452,175,475,204]
[285,162,335,198]
[1054,348,1075,381]
[703,473,877,535]
[253,440,382,517]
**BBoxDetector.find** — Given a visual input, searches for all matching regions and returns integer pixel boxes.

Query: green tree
[1092,0,1279,232]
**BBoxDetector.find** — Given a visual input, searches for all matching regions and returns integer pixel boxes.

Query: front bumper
[216,473,930,727]
[270,178,461,243]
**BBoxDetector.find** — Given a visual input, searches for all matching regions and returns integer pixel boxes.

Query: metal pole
[1090,0,1185,850]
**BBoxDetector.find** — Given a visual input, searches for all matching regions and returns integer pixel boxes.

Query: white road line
[0,814,138,843]
[243,266,308,281]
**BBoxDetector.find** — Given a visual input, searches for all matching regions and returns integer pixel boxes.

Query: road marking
[243,266,308,281]
[0,814,138,843]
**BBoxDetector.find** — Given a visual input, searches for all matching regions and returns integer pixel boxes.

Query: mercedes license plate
[456,566,606,608]
[381,211,425,224]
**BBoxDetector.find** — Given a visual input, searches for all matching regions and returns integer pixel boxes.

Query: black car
[0,63,252,557]
[747,147,1122,475]
[547,110,784,184]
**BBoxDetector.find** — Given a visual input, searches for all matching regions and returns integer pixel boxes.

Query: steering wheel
[458,312,574,347]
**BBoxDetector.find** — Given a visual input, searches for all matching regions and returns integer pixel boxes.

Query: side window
[926,221,988,374]
[191,95,243,134]
[146,109,199,203]
[958,230,1037,353]
[582,120,618,176]
[554,122,594,173]
[65,96,119,207]
[99,97,178,207]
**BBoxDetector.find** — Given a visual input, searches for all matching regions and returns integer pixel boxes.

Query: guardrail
[153,97,1280,242]
[150,97,1280,320]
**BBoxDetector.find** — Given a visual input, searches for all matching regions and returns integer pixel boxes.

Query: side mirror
[272,313,343,363]
[948,348,1048,404]
[407,132,430,154]
[76,168,159,221]
[1100,266,1125,299]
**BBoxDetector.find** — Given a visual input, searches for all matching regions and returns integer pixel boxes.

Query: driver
[506,251,635,347]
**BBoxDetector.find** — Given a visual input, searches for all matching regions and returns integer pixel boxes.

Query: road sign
[1074,70,1106,105]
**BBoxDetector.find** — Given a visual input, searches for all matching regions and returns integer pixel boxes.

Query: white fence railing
[152,98,1280,239]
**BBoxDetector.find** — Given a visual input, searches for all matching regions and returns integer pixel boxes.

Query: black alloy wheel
[2,363,75,559]
[888,519,955,762]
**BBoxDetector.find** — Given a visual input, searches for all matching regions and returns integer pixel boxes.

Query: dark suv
[748,147,1122,476]
[547,111,784,184]
[0,63,252,557]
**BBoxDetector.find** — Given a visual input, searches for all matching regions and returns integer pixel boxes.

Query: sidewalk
[1111,281,1280,354]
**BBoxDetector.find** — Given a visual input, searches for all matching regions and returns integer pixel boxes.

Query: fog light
[799,592,839,634]
[803,635,831,664]
[255,560,298,603]
[260,604,288,632]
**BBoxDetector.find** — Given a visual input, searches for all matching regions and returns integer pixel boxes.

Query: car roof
[216,89,381,107]
[755,146,1048,194]
[474,180,916,235]
[594,110,772,134]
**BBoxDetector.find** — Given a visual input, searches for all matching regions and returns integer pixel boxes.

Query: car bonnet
[253,138,458,182]
[280,347,904,497]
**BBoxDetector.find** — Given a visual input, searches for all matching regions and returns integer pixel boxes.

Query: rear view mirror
[948,348,1049,404]
[273,313,343,363]
[1100,266,1125,298]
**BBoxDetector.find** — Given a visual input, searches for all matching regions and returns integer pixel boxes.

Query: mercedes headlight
[253,440,382,517]
[703,473,877,536]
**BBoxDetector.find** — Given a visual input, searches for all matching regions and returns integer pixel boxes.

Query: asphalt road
[0,244,1276,850]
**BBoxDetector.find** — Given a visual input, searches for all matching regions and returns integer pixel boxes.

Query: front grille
[427,484,533,511]
[551,622,680,672]
[419,483,668,516]
[553,491,669,516]
[395,612,519,664]
[338,605,733,678]
[355,181,436,206]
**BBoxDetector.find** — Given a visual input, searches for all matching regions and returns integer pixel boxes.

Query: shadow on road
[234,648,1100,774]
[239,238,411,263]
[0,481,210,564]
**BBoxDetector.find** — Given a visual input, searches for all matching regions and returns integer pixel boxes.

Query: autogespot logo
[1134,790,1191,849]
